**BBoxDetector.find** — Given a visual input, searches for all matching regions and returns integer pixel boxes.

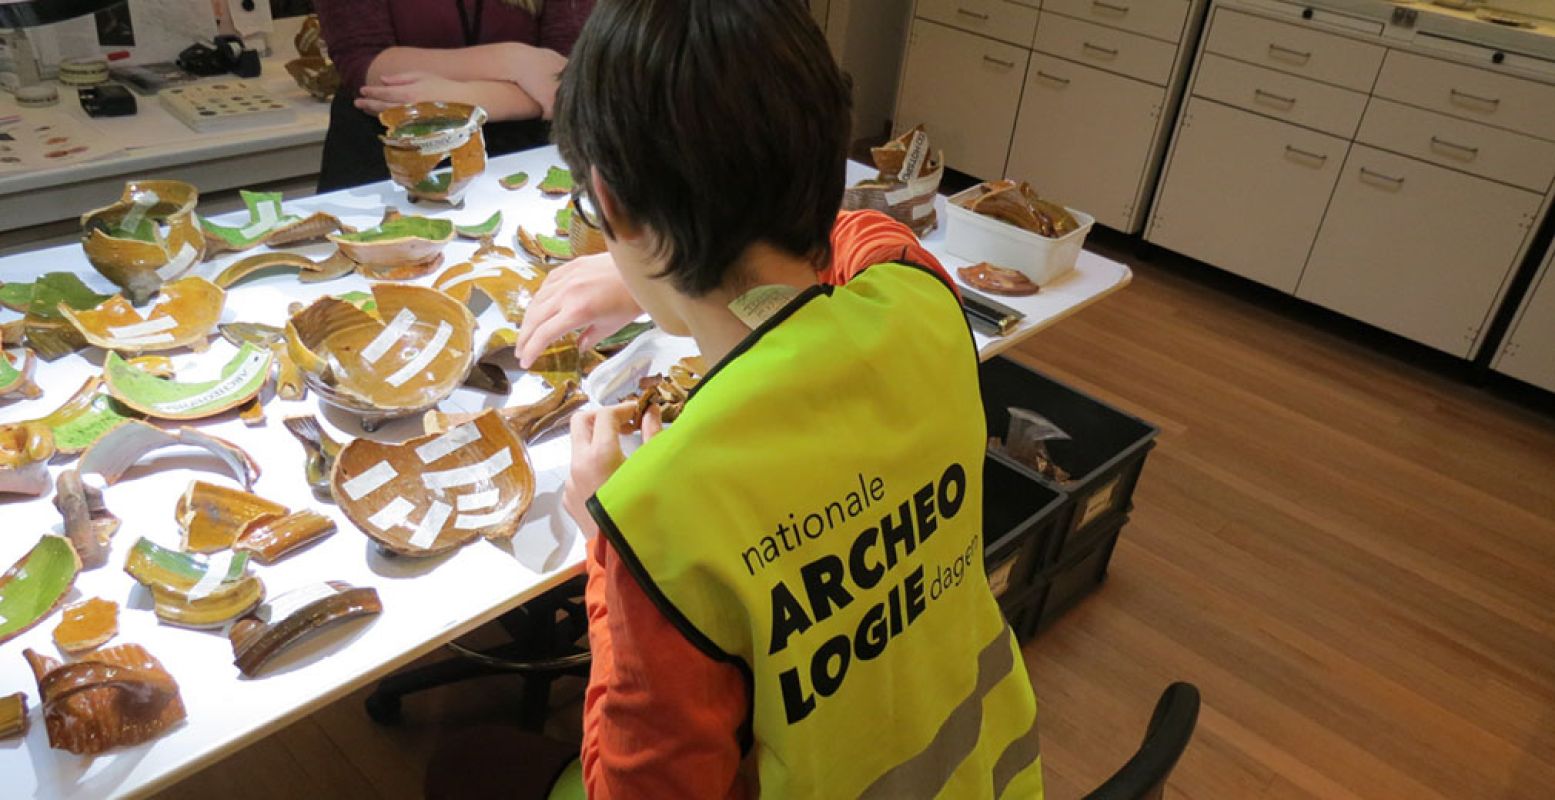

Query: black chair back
[1082,682,1201,800]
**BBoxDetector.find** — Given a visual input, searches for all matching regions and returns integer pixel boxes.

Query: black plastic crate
[979,356,1158,564]
[981,449,1067,624]
[1032,510,1128,635]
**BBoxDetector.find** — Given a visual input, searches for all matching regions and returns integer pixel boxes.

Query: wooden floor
[157,238,1555,800]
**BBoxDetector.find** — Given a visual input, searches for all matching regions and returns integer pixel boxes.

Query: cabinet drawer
[1041,0,1190,43]
[1034,12,1178,86]
[1008,53,1164,231]
[896,20,1027,180]
[1148,97,1348,293]
[1357,98,1555,193]
[1297,145,1540,357]
[1205,8,1384,92]
[1193,54,1367,139]
[1494,255,1555,392]
[916,0,1039,48]
[1373,50,1555,143]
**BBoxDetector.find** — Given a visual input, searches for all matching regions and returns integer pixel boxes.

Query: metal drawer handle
[1092,0,1130,14]
[1082,41,1120,57]
[1284,144,1328,163]
[957,7,990,20]
[1430,136,1479,158]
[1450,88,1501,108]
[1036,70,1071,85]
[983,55,1016,68]
[1360,167,1406,186]
[1254,88,1298,108]
[1268,43,1313,63]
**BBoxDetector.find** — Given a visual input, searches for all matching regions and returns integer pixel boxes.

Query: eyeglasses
[570,187,604,231]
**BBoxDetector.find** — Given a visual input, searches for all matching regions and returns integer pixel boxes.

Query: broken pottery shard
[433,244,544,325]
[0,273,115,360]
[380,102,488,205]
[283,415,343,503]
[123,538,264,628]
[29,377,137,454]
[201,191,342,256]
[499,171,528,191]
[54,468,120,569]
[286,284,476,428]
[0,421,55,496]
[103,342,272,420]
[79,180,206,305]
[842,126,944,237]
[229,582,382,677]
[236,509,337,564]
[59,276,225,354]
[327,214,453,281]
[424,380,584,444]
[79,420,261,489]
[220,323,305,402]
[0,692,26,739]
[0,537,82,645]
[176,481,289,553]
[0,334,41,399]
[957,263,1040,297]
[25,644,186,755]
[454,210,502,240]
[537,165,572,196]
[212,251,327,289]
[53,598,119,654]
[333,409,536,556]
[516,227,572,268]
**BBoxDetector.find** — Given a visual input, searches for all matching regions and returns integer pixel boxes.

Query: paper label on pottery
[368,496,416,530]
[385,321,453,388]
[258,583,340,624]
[133,347,270,416]
[409,501,452,549]
[422,446,513,490]
[238,199,282,240]
[408,128,473,156]
[360,309,419,366]
[897,130,929,183]
[455,497,519,530]
[187,550,236,600]
[415,423,482,464]
[120,190,161,235]
[156,244,200,281]
[341,460,397,501]
[108,315,179,340]
[456,488,500,511]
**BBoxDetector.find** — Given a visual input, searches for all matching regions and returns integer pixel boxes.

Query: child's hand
[563,403,632,539]
[516,252,643,369]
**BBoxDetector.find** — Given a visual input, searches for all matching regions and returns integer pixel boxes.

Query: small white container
[945,188,1095,286]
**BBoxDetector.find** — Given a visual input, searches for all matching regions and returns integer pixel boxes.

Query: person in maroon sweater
[314,0,594,190]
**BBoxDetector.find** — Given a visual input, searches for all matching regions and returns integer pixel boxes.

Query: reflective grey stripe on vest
[992,710,1042,797]
[859,624,1038,799]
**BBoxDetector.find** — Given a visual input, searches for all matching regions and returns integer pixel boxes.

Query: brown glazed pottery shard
[176,481,289,554]
[626,357,706,431]
[229,582,382,677]
[0,692,27,739]
[79,420,261,489]
[333,409,536,556]
[424,380,584,443]
[53,598,119,654]
[59,276,225,353]
[0,421,55,496]
[54,468,121,569]
[842,126,943,237]
[379,102,488,204]
[24,644,186,755]
[283,415,343,502]
[79,180,206,305]
[433,242,545,325]
[286,284,477,429]
[957,263,1040,297]
[236,510,337,564]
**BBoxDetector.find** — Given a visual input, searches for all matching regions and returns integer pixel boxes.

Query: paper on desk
[29,0,220,68]
[0,110,120,174]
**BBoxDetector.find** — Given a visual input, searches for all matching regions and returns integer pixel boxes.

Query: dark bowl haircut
[553,0,853,297]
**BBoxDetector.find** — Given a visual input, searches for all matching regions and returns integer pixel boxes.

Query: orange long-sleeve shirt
[579,211,953,798]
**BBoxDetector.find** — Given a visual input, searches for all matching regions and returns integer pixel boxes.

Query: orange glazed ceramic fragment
[0,692,26,739]
[59,276,225,353]
[333,409,535,556]
[236,509,337,564]
[24,644,186,755]
[79,180,205,305]
[433,241,545,324]
[379,102,488,204]
[328,210,454,281]
[0,421,55,496]
[53,598,119,654]
[176,481,289,553]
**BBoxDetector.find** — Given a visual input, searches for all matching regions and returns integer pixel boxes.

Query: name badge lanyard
[456,0,486,46]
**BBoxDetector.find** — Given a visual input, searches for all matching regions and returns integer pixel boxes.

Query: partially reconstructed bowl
[327,212,454,281]
[59,276,225,353]
[286,283,476,429]
[379,102,488,204]
[80,180,206,305]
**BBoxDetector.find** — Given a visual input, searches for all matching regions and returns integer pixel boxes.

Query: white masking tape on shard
[368,496,417,530]
[455,498,520,530]
[119,190,160,234]
[415,423,482,464]
[238,199,282,240]
[111,333,177,347]
[341,460,398,501]
[257,583,340,625]
[456,488,501,511]
[107,315,179,339]
[156,243,200,281]
[360,308,419,366]
[409,500,452,549]
[187,550,236,601]
[422,447,514,491]
[385,321,454,388]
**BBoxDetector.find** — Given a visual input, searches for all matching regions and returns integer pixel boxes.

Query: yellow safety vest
[592,263,1043,798]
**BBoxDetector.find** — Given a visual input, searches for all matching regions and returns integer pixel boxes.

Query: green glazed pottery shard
[413,172,454,196]
[536,233,574,260]
[1,273,115,360]
[499,171,529,191]
[538,166,572,196]
[33,377,137,454]
[0,346,39,398]
[333,216,455,244]
[0,536,82,646]
[200,191,298,249]
[124,537,248,591]
[455,211,503,240]
[554,207,572,235]
[335,291,377,313]
[123,537,264,629]
[103,343,272,420]
[596,321,655,354]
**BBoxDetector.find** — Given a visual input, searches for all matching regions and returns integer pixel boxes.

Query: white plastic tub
[945,188,1095,286]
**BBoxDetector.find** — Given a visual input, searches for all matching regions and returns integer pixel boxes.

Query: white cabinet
[1495,249,1555,393]
[1006,54,1163,231]
[1297,146,1540,357]
[896,19,1029,180]
[894,0,1209,231]
[1149,97,1347,293]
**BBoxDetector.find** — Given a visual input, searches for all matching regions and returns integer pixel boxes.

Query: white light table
[0,148,1129,799]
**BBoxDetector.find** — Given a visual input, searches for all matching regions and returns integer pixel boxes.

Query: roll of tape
[16,85,59,107]
[59,58,110,87]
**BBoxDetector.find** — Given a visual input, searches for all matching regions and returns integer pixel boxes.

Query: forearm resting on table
[367,43,534,86]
